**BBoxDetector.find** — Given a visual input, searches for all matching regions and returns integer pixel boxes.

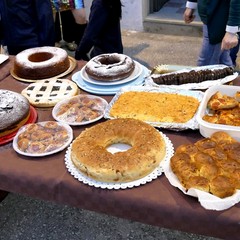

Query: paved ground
[0,31,223,240]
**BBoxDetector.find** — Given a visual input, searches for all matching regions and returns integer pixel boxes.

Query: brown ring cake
[71,118,166,183]
[13,46,70,80]
[0,90,30,137]
[85,53,135,81]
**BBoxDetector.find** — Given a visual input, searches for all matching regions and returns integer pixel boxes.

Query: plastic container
[196,85,240,141]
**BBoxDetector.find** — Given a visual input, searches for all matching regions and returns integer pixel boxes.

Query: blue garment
[51,0,84,12]
[198,25,233,66]
[0,0,55,55]
[230,33,240,66]
[75,0,123,60]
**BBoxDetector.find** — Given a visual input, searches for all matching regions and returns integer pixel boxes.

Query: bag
[51,0,84,12]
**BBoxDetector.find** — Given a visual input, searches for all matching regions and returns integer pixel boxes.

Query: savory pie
[21,79,79,107]
[109,91,200,123]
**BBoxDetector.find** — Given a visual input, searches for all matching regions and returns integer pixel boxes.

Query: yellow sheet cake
[109,91,200,123]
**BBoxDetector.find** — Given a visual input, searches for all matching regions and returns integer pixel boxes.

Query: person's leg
[230,35,240,66]
[219,49,233,66]
[198,25,233,66]
[198,25,214,66]
[61,10,76,43]
[71,8,87,46]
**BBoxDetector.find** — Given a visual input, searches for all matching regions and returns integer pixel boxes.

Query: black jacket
[75,0,123,60]
[187,0,240,44]
[0,0,55,55]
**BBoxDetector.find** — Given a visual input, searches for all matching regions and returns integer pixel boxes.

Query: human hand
[221,32,239,50]
[183,8,195,24]
[71,8,87,24]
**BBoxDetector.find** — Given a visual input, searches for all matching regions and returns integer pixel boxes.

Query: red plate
[0,106,38,145]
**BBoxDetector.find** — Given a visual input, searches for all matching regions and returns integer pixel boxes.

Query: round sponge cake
[0,90,30,137]
[13,46,70,80]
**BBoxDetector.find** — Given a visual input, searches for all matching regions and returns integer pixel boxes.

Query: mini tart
[21,79,79,107]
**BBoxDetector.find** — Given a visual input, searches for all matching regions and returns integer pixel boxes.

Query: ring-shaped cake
[13,46,70,80]
[85,53,135,81]
[71,118,166,183]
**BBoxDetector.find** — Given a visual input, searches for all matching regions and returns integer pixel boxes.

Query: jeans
[198,24,233,66]
[230,32,240,66]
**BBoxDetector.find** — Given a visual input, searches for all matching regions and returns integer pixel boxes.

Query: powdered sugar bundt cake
[85,53,135,81]
[13,46,70,80]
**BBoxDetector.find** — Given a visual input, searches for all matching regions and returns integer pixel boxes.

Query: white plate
[72,65,149,95]
[13,121,73,157]
[145,64,238,90]
[65,132,174,189]
[80,61,143,86]
[0,54,9,64]
[52,94,108,126]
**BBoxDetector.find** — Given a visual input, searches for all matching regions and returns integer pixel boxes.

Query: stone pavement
[0,31,222,240]
[122,30,202,68]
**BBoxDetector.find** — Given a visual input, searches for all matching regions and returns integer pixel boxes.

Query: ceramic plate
[52,94,108,126]
[13,121,73,157]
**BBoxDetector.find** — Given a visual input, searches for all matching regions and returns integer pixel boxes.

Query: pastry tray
[164,158,240,211]
[104,86,204,131]
[145,64,238,90]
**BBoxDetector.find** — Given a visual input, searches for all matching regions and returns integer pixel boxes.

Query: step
[143,17,203,37]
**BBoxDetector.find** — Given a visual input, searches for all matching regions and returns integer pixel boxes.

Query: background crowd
[0,0,239,68]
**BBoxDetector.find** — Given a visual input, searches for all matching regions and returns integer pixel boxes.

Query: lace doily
[65,132,174,189]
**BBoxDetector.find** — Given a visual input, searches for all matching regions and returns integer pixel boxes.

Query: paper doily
[65,132,174,189]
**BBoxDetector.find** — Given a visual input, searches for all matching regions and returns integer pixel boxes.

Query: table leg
[0,191,8,202]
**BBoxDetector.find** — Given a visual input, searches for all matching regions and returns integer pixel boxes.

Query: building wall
[121,0,144,31]
[84,0,145,32]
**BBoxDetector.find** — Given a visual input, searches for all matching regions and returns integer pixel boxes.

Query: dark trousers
[55,10,86,45]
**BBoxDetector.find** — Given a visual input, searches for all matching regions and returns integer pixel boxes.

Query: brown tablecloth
[0,57,239,240]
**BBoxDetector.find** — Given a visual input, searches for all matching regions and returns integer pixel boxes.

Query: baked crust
[109,91,200,123]
[170,131,240,198]
[21,79,78,107]
[71,118,166,183]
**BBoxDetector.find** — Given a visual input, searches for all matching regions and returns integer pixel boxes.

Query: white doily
[65,132,174,189]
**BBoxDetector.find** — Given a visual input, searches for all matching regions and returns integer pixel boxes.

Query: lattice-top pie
[21,79,79,107]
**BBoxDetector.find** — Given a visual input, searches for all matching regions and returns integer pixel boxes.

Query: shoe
[55,42,61,48]
[66,41,77,51]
